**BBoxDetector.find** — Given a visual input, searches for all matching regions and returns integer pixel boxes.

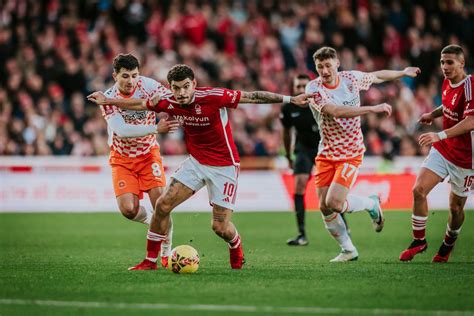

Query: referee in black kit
[280,74,348,246]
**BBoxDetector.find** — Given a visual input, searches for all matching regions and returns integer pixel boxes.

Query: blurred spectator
[0,0,473,159]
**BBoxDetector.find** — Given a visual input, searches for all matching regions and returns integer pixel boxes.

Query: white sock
[323,213,356,252]
[132,206,150,224]
[342,194,375,213]
[160,217,173,257]
[446,224,462,237]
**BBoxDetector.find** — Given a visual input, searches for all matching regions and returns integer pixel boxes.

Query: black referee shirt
[280,103,320,152]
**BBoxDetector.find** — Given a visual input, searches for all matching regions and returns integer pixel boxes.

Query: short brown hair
[112,53,140,73]
[167,64,195,83]
[441,44,464,58]
[313,47,338,62]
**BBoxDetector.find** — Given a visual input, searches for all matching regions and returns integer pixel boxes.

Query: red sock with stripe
[146,230,166,262]
[228,232,241,249]
[412,215,427,240]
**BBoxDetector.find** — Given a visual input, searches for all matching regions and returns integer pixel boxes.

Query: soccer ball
[168,245,200,274]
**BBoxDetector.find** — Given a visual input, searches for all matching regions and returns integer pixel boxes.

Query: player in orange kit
[306,47,420,262]
[93,54,179,267]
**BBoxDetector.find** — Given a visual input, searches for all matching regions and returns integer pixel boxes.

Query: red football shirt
[433,75,474,169]
[147,87,242,166]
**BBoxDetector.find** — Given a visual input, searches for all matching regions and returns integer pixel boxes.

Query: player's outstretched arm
[87,91,148,111]
[321,102,392,118]
[419,116,474,146]
[240,91,311,105]
[107,114,179,138]
[371,67,421,84]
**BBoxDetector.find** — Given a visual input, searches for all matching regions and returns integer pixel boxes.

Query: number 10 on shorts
[223,182,236,199]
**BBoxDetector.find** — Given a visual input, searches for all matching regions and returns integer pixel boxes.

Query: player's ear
[335,58,340,69]
[192,79,197,88]
[112,72,117,82]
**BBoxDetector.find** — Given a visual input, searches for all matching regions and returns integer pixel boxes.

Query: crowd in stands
[1,0,473,159]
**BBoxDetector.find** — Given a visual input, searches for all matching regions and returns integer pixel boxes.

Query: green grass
[1,211,473,316]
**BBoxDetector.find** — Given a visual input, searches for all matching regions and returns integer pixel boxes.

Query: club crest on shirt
[347,83,353,93]
[195,104,202,115]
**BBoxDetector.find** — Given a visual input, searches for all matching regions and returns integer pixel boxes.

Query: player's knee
[449,201,464,215]
[156,197,173,215]
[326,198,343,213]
[119,203,139,220]
[211,221,227,237]
[294,182,306,194]
[319,202,331,215]
[412,184,428,200]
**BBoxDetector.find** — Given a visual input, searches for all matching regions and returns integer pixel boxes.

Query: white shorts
[422,147,474,198]
[171,156,239,210]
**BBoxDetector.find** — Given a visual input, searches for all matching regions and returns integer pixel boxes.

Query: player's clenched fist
[403,67,421,78]
[372,103,392,116]
[418,132,440,146]
[157,117,180,134]
[418,112,434,125]
[291,93,313,106]
[87,91,108,105]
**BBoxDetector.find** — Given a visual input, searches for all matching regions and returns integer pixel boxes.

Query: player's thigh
[137,148,167,194]
[148,186,164,209]
[204,165,239,211]
[314,158,336,189]
[111,162,140,197]
[116,192,140,214]
[332,156,362,189]
[317,186,331,215]
[158,178,195,212]
[416,148,447,195]
[414,167,444,196]
[171,157,206,193]
[326,182,350,209]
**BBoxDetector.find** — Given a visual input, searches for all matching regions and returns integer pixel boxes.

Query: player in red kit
[400,45,474,263]
[88,64,311,270]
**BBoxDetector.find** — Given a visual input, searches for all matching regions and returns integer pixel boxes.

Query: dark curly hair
[112,54,140,73]
[167,64,195,83]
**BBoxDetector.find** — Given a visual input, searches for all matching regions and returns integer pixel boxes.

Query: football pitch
[1,211,473,316]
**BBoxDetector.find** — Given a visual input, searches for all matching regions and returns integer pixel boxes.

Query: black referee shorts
[293,149,318,175]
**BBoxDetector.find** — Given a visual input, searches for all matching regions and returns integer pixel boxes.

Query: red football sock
[228,232,241,249]
[146,230,166,262]
[412,215,427,240]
